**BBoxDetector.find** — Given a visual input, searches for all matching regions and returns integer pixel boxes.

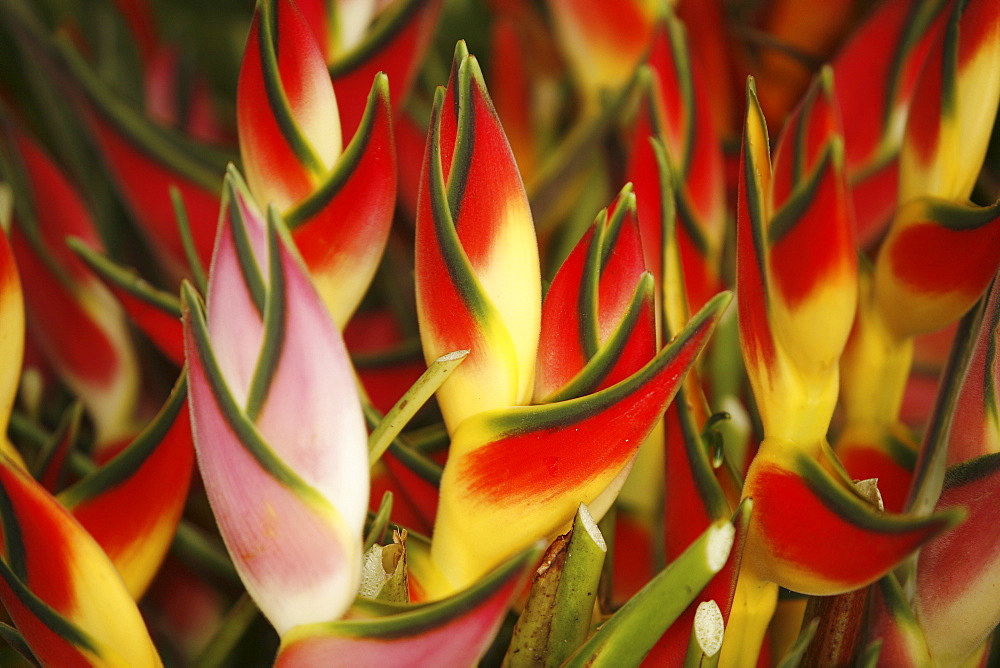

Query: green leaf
[368,349,469,466]
[563,517,736,666]
[504,504,607,667]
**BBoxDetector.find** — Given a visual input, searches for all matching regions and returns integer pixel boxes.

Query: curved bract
[534,185,656,403]
[0,455,162,666]
[276,544,539,666]
[183,172,369,635]
[743,446,960,596]
[237,0,397,327]
[415,43,541,433]
[432,292,730,593]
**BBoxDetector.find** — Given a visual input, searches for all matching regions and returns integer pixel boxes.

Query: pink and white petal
[916,453,1000,664]
[205,172,270,406]
[250,216,370,543]
[185,291,361,634]
[276,545,538,665]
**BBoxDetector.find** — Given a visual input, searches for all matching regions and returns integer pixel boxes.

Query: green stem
[564,519,735,667]
[685,600,725,668]
[367,350,468,467]
[191,593,260,668]
[504,504,607,668]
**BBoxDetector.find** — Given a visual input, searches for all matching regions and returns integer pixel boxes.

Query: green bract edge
[0,559,98,656]
[58,371,188,508]
[545,273,655,403]
[258,0,327,175]
[67,237,181,317]
[181,283,331,511]
[479,291,731,438]
[795,451,964,533]
[286,73,391,226]
[282,542,540,640]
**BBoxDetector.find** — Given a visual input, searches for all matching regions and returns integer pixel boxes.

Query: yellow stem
[718,569,779,668]
[839,274,914,429]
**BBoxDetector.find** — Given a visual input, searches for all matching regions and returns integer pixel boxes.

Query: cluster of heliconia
[0,0,996,665]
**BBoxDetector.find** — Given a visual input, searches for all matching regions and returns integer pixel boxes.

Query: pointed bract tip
[371,71,390,99]
[452,40,470,67]
[179,280,205,323]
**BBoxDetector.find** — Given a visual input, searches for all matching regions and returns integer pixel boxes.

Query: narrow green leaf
[0,621,40,667]
[66,237,182,317]
[363,491,394,552]
[776,618,820,668]
[504,504,607,668]
[368,349,469,466]
[564,518,736,667]
[171,186,208,293]
[192,593,261,668]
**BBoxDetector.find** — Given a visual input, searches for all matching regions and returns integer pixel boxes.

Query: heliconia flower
[534,185,656,403]
[743,448,960,597]
[545,0,655,106]
[724,73,959,667]
[0,454,161,666]
[736,71,857,444]
[58,371,194,599]
[329,0,444,138]
[531,185,659,526]
[873,198,1000,340]
[0,123,142,455]
[237,0,397,328]
[831,0,950,243]
[912,273,1000,664]
[183,170,369,634]
[898,0,1000,204]
[626,12,726,318]
[866,574,933,666]
[295,0,379,64]
[431,292,730,594]
[415,43,541,433]
[275,543,540,666]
